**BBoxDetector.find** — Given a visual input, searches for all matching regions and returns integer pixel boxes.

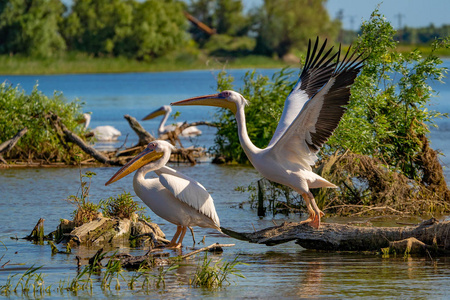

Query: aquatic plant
[66,170,101,226]
[0,265,51,297]
[59,265,94,295]
[190,253,246,290]
[102,259,125,290]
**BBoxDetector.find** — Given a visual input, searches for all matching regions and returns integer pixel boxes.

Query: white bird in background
[172,38,365,229]
[142,105,202,137]
[105,140,221,248]
[83,113,121,142]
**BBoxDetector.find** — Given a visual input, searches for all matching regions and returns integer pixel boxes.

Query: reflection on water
[1,164,450,299]
[1,64,450,298]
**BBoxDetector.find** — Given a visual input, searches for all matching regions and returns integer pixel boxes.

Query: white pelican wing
[268,38,339,147]
[269,45,365,168]
[157,166,220,227]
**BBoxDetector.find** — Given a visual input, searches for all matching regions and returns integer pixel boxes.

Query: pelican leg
[175,226,188,248]
[300,192,323,229]
[188,226,195,246]
[300,193,316,224]
[308,192,323,229]
[166,225,182,248]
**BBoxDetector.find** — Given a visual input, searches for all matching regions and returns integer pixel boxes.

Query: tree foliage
[63,0,187,59]
[0,0,66,57]
[252,0,339,57]
[187,0,250,43]
[326,9,449,179]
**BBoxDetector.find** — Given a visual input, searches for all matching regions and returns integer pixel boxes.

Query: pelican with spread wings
[172,38,364,228]
[105,140,221,248]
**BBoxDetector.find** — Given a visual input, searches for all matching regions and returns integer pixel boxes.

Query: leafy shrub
[0,83,85,162]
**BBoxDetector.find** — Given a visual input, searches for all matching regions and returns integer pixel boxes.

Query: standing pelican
[172,38,364,228]
[83,113,121,142]
[142,105,202,137]
[105,140,220,248]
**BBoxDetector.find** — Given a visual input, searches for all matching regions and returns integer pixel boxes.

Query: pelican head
[105,140,175,186]
[142,105,171,121]
[171,90,247,115]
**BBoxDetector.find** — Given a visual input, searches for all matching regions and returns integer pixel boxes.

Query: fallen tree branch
[124,114,155,147]
[0,127,28,163]
[0,127,28,153]
[46,112,121,165]
[181,243,235,259]
[221,218,450,253]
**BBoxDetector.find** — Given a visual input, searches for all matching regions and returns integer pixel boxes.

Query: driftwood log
[124,114,156,147]
[0,127,28,163]
[221,218,450,253]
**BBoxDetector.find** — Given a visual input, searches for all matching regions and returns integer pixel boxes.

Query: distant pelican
[142,105,202,137]
[83,113,121,142]
[172,38,365,229]
[105,140,221,248]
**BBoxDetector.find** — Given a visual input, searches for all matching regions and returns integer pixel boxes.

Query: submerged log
[221,218,450,253]
[24,218,46,241]
[116,243,235,269]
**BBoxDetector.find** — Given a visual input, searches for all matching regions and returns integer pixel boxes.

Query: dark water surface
[1,63,450,298]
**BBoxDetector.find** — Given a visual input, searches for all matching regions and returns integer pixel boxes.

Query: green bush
[0,83,85,162]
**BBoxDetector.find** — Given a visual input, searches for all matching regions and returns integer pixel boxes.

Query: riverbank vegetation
[213,10,450,216]
[0,82,87,164]
[0,0,449,75]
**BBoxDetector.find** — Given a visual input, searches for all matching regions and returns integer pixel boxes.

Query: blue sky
[243,0,449,30]
[325,0,450,30]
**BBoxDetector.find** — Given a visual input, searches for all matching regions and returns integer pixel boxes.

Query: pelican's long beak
[105,147,163,186]
[171,94,236,114]
[142,107,165,121]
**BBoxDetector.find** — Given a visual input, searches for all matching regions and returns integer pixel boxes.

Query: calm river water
[1,62,450,299]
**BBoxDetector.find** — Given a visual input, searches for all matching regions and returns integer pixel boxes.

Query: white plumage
[172,38,365,229]
[83,113,121,142]
[105,140,220,248]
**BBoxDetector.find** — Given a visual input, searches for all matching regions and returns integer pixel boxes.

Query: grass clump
[190,254,245,290]
[0,265,51,297]
[100,192,148,220]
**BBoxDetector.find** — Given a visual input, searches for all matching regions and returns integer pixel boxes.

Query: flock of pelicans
[101,38,365,248]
